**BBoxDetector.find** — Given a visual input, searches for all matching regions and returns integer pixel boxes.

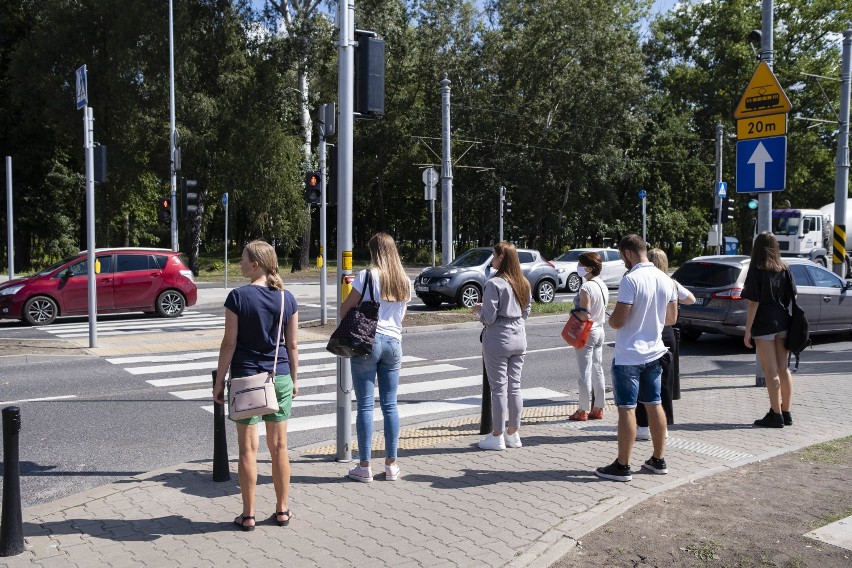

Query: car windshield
[771,215,800,236]
[451,249,492,267]
[555,250,584,262]
[673,263,743,288]
[34,256,78,277]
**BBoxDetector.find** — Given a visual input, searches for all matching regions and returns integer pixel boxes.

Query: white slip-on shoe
[347,465,373,483]
[503,431,522,448]
[384,464,400,481]
[478,433,506,451]
[635,426,651,441]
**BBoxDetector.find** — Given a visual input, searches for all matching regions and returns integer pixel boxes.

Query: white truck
[766,199,852,277]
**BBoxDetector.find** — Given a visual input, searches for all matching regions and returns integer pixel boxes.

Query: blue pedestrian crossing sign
[222,193,228,206]
[75,65,88,110]
[736,136,787,193]
[717,182,727,198]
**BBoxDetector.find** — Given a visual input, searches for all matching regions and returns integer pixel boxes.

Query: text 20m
[746,119,777,134]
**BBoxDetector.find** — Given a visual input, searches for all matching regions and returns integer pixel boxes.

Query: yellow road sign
[737,114,787,140]
[734,60,792,119]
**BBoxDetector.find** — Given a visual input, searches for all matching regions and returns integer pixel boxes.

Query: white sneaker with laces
[635,426,651,441]
[385,463,400,481]
[347,465,373,483]
[503,431,522,448]
[478,433,506,451]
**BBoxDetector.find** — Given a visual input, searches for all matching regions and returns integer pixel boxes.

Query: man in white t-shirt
[595,235,678,482]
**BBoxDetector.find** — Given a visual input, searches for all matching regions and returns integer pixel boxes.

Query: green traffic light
[748,199,759,210]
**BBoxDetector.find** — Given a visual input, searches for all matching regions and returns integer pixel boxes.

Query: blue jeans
[611,359,663,409]
[350,333,402,463]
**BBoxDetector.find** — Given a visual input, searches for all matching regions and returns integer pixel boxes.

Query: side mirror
[62,269,73,279]
[845,281,852,291]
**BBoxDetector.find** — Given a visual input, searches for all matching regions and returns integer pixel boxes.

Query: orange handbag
[562,309,594,349]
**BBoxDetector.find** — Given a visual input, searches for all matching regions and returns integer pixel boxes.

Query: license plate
[696,297,708,306]
[415,285,429,292]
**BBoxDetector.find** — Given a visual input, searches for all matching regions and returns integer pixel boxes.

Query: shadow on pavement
[23,516,232,541]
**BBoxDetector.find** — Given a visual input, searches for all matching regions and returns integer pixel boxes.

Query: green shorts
[229,373,294,425]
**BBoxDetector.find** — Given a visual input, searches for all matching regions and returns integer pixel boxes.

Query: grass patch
[808,507,852,529]
[797,436,852,465]
[685,539,722,561]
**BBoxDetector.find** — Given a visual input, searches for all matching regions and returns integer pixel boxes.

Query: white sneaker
[636,426,651,441]
[503,431,522,448]
[347,465,373,483]
[478,433,506,451]
[384,463,400,481]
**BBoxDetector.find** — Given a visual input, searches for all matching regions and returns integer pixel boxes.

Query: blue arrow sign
[736,136,786,193]
[717,181,727,198]
[75,65,88,110]
[638,189,646,200]
[221,193,228,206]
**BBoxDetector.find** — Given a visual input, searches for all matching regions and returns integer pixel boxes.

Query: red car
[0,248,197,325]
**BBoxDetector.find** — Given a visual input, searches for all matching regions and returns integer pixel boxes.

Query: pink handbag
[228,291,285,420]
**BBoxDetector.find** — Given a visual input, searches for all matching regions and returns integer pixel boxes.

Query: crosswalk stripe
[52,320,226,338]
[37,313,220,332]
[199,387,567,435]
[169,374,484,403]
[145,362,466,389]
[126,355,424,376]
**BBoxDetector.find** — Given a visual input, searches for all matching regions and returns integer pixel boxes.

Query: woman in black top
[742,232,795,428]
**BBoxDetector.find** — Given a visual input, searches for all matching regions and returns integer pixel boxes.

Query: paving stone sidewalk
[3,344,852,567]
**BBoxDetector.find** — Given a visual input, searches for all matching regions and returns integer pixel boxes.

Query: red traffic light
[308,174,319,186]
[161,198,170,208]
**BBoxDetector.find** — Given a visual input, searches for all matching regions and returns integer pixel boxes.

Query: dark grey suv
[673,255,852,340]
[413,247,559,308]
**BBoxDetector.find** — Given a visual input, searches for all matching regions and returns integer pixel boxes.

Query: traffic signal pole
[441,76,454,265]
[319,132,328,325]
[335,0,354,463]
[168,0,178,252]
[715,123,723,254]
[832,26,852,278]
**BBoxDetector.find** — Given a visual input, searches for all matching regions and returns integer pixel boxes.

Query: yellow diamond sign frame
[734,60,792,119]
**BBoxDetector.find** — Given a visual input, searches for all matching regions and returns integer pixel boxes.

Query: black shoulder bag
[326,269,380,358]
[783,268,810,371]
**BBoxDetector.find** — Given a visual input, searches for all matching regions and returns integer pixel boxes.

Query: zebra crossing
[105,340,568,437]
[36,311,225,338]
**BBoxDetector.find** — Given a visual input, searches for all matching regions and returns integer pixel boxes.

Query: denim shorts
[611,360,663,409]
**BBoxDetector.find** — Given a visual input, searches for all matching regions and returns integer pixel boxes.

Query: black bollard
[211,371,231,482]
[1,406,24,557]
[479,361,492,435]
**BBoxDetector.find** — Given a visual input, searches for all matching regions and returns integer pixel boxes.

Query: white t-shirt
[353,268,409,340]
[576,277,608,328]
[614,262,677,365]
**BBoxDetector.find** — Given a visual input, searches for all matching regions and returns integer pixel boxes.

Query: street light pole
[168,0,178,252]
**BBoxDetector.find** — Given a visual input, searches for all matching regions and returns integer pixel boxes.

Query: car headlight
[435,278,450,286]
[0,285,24,296]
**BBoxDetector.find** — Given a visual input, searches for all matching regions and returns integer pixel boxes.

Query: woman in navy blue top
[213,240,299,530]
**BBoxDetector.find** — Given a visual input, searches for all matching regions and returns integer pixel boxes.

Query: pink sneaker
[347,465,373,483]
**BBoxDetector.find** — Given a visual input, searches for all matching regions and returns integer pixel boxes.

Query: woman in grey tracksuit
[473,242,532,451]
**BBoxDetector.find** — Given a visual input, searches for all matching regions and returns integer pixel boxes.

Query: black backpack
[784,268,810,371]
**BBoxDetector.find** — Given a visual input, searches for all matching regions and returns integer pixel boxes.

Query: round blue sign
[638,189,646,200]
[221,193,228,206]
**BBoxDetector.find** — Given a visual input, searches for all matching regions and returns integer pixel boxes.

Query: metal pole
[85,107,97,348]
[168,0,178,252]
[224,196,228,289]
[441,76,454,265]
[335,0,354,462]
[715,122,724,254]
[211,372,231,482]
[641,195,647,243]
[430,199,436,266]
[0,406,23,557]
[319,135,328,325]
[499,186,504,242]
[5,157,12,280]
[833,25,852,278]
[756,0,774,235]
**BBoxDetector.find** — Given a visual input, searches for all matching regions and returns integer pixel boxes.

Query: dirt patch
[0,338,86,357]
[404,311,478,326]
[553,437,852,567]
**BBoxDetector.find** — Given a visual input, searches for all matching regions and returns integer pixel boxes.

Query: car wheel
[156,290,186,318]
[535,280,556,304]
[422,297,443,308]
[566,272,582,293]
[679,327,702,341]
[456,284,481,308]
[23,296,59,325]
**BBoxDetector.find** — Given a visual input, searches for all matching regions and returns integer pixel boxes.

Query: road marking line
[0,395,77,405]
[437,345,570,363]
[127,355,424,376]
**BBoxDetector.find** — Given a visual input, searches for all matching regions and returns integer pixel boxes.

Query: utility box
[724,237,739,255]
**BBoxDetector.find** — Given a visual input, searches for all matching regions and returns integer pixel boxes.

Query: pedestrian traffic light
[748,198,759,210]
[724,197,735,222]
[305,171,321,204]
[180,177,199,218]
[158,197,171,225]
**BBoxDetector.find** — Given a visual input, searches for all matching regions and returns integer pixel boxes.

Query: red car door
[112,253,162,310]
[57,255,115,314]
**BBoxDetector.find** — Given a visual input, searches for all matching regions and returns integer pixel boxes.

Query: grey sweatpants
[482,318,526,432]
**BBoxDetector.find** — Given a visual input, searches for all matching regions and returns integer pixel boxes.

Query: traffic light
[724,197,735,222]
[158,197,171,225]
[180,177,199,218]
[354,31,385,117]
[305,171,321,204]
[748,198,759,210]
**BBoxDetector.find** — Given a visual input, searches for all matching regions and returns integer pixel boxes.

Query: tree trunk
[291,63,313,271]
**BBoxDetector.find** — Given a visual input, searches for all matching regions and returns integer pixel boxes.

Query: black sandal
[234,514,255,532]
[273,510,292,527]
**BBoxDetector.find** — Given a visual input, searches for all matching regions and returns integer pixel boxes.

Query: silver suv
[673,255,852,341]
[413,247,559,308]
